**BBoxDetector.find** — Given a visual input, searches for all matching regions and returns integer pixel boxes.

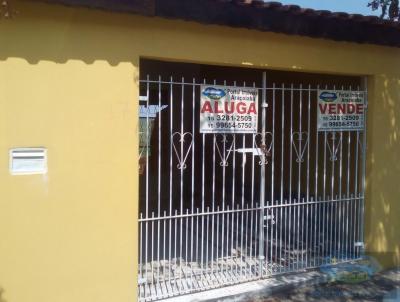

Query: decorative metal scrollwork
[255,132,273,165]
[215,134,235,167]
[172,132,194,170]
[292,132,309,163]
[326,132,342,162]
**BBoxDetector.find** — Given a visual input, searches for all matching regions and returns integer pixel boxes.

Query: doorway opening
[138,59,367,301]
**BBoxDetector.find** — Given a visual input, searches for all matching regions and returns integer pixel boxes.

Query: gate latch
[236,148,264,156]
[264,214,275,225]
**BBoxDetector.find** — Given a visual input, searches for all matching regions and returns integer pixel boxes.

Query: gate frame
[138,67,368,301]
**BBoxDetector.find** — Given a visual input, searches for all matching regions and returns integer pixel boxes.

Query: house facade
[0,1,400,302]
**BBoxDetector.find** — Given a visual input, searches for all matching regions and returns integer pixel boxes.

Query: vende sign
[317,90,365,131]
[200,85,258,133]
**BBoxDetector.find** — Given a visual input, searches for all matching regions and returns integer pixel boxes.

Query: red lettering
[319,104,328,114]
[356,104,364,114]
[338,104,346,114]
[201,101,212,113]
[214,101,223,113]
[247,103,257,114]
[319,102,364,117]
[328,104,336,114]
[224,102,235,114]
[201,100,259,115]
[348,104,356,114]
[236,102,247,114]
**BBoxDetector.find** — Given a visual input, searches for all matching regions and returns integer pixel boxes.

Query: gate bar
[258,72,267,275]
[360,77,368,254]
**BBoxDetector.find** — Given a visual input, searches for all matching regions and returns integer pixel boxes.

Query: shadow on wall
[0,287,7,302]
[2,1,399,69]
[0,1,155,65]
[365,74,400,268]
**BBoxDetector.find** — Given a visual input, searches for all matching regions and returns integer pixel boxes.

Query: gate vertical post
[258,72,268,276]
[360,77,368,255]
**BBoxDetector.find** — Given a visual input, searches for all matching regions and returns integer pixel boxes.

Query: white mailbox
[9,148,47,175]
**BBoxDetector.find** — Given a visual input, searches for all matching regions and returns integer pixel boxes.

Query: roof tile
[45,0,400,47]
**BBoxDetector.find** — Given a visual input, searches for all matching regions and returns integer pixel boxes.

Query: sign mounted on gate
[200,85,258,133]
[317,90,365,131]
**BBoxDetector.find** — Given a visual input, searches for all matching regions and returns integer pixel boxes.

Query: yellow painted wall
[0,1,399,302]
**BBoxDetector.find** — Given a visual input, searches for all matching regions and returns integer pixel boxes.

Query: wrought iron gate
[138,71,367,301]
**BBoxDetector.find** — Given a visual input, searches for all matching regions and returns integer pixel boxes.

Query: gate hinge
[354,241,364,248]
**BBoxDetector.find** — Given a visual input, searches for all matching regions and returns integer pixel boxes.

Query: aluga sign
[317,90,365,131]
[200,85,258,133]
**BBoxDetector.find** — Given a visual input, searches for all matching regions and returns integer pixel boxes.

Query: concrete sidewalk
[163,267,400,302]
[211,268,400,302]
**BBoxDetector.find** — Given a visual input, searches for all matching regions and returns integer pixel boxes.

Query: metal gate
[138,70,367,301]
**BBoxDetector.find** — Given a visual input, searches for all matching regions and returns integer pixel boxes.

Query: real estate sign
[317,90,365,131]
[200,85,258,133]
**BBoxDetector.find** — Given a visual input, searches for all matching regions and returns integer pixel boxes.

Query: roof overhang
[43,0,400,48]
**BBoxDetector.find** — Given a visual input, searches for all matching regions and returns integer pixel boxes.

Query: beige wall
[0,1,399,302]
[365,74,400,268]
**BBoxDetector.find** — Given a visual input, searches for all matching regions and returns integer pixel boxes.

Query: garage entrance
[138,60,367,301]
